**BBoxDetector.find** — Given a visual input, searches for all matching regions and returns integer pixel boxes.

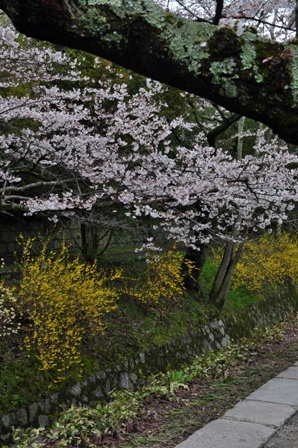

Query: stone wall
[0,218,80,262]
[1,289,297,443]
[0,217,168,262]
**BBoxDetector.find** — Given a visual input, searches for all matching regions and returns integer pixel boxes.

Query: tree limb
[1,0,298,144]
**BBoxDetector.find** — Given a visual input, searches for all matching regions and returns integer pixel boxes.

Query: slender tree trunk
[96,229,114,258]
[81,223,88,261]
[237,116,245,160]
[81,224,114,261]
[209,240,244,310]
[209,119,246,310]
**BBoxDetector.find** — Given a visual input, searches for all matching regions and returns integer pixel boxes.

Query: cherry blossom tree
[0,25,192,257]
[163,0,296,39]
[1,24,298,308]
[1,1,298,143]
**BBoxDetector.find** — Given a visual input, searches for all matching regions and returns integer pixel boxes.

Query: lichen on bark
[1,0,298,143]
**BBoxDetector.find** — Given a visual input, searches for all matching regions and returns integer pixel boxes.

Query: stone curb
[175,363,298,448]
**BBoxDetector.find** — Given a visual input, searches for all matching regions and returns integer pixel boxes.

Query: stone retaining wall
[0,218,168,262]
[1,288,297,443]
[0,218,79,262]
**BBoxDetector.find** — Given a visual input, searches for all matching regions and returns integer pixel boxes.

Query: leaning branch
[1,0,298,144]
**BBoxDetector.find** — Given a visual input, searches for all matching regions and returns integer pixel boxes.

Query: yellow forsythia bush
[232,232,298,294]
[124,249,194,307]
[15,238,120,382]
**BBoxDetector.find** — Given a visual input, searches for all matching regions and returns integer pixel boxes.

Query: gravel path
[264,411,298,448]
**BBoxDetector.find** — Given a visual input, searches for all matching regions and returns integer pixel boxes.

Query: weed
[167,370,192,393]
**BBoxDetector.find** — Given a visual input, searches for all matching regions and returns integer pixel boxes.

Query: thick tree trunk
[182,242,208,297]
[1,0,298,144]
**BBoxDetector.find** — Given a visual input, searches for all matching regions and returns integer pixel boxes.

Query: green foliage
[0,358,50,413]
[13,389,143,448]
[200,255,257,313]
[13,407,102,448]
[1,235,289,416]
[185,323,285,381]
[199,256,218,296]
[252,324,286,342]
[11,370,191,447]
[96,389,142,430]
[222,286,258,314]
[146,370,191,398]
[185,342,254,380]
[92,288,207,368]
[0,243,208,412]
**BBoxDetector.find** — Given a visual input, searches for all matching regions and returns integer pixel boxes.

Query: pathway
[174,361,298,448]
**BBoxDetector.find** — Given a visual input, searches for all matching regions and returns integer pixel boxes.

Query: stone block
[16,408,28,426]
[221,335,231,346]
[2,414,13,429]
[105,380,111,395]
[174,418,274,448]
[277,366,298,380]
[29,402,38,422]
[129,373,138,384]
[69,383,82,397]
[246,378,298,406]
[38,415,49,427]
[93,386,104,399]
[224,400,296,428]
[120,372,130,389]
[95,370,106,380]
[38,398,52,414]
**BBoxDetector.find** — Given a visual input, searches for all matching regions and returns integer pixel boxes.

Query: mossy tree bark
[1,0,298,144]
